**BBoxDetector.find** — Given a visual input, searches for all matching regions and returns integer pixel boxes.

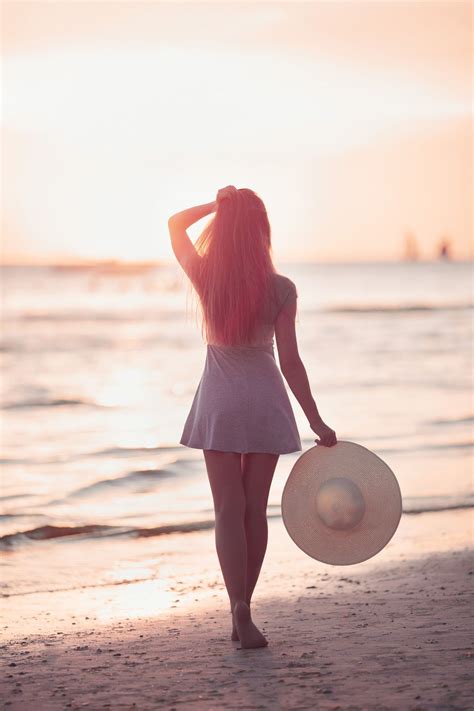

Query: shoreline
[1,508,473,709]
[1,508,473,636]
[2,547,472,710]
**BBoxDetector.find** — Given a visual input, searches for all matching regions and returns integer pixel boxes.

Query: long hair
[187,188,278,346]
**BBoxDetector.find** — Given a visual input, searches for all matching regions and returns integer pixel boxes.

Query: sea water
[1,261,472,595]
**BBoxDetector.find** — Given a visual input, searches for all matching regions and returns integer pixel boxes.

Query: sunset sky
[2,1,472,264]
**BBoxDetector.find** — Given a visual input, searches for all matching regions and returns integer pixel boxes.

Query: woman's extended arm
[275,300,337,447]
[167,201,216,277]
[168,201,216,230]
[167,187,236,277]
[168,186,236,233]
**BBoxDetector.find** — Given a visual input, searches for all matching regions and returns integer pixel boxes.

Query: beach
[2,508,473,710]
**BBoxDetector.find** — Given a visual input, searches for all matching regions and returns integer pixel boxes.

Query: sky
[1,1,472,264]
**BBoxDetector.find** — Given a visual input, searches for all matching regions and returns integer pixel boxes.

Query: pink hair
[187,188,279,346]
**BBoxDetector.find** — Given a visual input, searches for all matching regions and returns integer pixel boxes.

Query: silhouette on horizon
[437,235,452,261]
[403,230,419,262]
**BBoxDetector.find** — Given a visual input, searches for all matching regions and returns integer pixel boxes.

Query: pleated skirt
[180,343,302,455]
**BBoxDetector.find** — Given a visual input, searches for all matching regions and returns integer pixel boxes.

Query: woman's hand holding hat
[310,418,337,447]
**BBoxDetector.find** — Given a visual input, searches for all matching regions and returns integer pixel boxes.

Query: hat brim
[281,441,402,566]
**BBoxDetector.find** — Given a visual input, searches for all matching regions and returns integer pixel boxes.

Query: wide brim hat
[281,440,402,566]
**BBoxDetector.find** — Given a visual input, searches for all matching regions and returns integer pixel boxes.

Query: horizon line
[1,257,472,269]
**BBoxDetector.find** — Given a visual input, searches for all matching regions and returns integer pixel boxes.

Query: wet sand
[1,509,473,710]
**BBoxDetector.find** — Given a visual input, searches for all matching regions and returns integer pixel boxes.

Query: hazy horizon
[2,255,473,268]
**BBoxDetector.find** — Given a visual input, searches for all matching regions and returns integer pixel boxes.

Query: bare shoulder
[273,273,298,308]
[274,272,295,286]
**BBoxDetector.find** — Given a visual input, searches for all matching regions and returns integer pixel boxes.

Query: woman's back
[206,272,298,348]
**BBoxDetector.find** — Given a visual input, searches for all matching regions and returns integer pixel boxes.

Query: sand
[1,509,473,710]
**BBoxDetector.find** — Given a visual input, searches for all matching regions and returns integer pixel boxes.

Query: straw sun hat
[281,441,402,566]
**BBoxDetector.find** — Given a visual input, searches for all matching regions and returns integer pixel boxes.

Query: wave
[376,441,473,454]
[2,397,101,410]
[3,310,183,323]
[0,493,40,502]
[2,497,472,550]
[0,458,37,466]
[426,415,474,426]
[0,444,186,467]
[0,520,217,550]
[403,495,474,514]
[52,467,178,501]
[85,444,184,458]
[326,302,473,314]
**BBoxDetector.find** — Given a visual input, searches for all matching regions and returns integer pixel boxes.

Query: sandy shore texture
[1,509,473,710]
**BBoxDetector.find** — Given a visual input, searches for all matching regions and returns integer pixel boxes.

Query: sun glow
[96,366,150,408]
[2,3,472,263]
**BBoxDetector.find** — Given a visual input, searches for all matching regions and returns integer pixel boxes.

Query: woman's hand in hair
[216,185,238,204]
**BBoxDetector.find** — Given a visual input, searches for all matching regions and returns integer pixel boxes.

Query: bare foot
[230,604,249,641]
[232,600,268,649]
[231,615,239,641]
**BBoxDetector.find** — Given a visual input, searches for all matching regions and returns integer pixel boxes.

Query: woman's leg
[203,449,248,611]
[241,452,280,607]
[203,449,269,648]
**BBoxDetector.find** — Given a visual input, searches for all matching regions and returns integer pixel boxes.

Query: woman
[168,185,337,649]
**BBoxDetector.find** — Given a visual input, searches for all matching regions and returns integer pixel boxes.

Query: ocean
[1,260,472,597]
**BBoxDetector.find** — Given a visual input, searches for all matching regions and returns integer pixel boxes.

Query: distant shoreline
[1,258,473,270]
